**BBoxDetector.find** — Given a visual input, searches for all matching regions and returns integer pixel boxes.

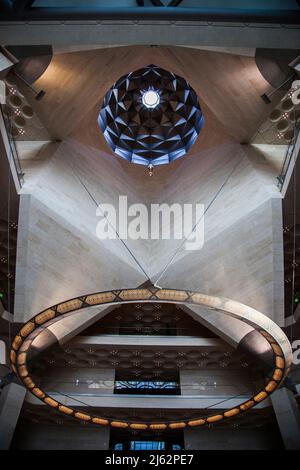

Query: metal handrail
[46,391,253,399]
[277,117,300,191]
[79,326,213,336]
[0,104,24,187]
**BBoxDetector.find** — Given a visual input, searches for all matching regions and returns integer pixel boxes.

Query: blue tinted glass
[172,444,182,450]
[115,380,177,389]
[130,441,165,450]
[114,443,123,450]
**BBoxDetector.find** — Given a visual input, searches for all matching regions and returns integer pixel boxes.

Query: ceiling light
[142,89,160,109]
[148,163,154,177]
[99,65,204,168]
[10,287,291,431]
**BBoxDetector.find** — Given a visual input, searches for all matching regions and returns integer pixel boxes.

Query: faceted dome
[98,64,204,167]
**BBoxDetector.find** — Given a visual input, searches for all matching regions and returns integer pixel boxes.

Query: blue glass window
[115,380,178,390]
[172,444,182,450]
[114,443,123,451]
[130,441,165,451]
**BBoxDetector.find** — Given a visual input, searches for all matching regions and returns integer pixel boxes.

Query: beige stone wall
[15,86,284,326]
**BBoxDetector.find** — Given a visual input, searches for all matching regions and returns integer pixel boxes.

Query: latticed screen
[115,380,178,390]
[130,441,165,451]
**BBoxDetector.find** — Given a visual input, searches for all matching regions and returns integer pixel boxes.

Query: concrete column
[271,387,300,450]
[0,383,26,450]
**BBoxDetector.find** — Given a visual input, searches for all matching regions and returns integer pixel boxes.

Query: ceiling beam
[0,22,298,49]
[0,6,300,24]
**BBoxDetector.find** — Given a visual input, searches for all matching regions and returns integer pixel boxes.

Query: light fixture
[99,65,204,168]
[10,287,292,430]
[142,89,160,109]
[148,163,154,177]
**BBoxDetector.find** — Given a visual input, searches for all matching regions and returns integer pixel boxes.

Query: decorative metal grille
[115,380,178,390]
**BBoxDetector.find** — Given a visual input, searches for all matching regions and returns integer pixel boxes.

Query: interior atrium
[0,0,300,453]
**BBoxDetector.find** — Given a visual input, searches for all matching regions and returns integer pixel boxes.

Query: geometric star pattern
[98,64,204,167]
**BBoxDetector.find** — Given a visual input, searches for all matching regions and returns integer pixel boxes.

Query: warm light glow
[142,89,160,109]
[10,287,291,430]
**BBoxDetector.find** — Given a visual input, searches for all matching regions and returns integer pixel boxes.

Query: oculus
[10,288,291,430]
[142,89,160,109]
[98,65,204,168]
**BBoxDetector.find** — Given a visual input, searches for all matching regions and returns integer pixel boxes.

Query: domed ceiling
[98,64,204,168]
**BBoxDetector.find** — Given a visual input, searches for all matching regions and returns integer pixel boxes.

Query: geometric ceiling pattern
[21,403,278,431]
[98,64,204,167]
[32,345,254,378]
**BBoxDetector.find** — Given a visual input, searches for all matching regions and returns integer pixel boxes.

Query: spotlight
[8,87,17,95]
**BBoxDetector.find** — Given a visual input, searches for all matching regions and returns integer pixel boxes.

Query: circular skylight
[142,89,160,109]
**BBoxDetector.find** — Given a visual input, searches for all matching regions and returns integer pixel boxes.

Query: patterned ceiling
[98,64,204,167]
